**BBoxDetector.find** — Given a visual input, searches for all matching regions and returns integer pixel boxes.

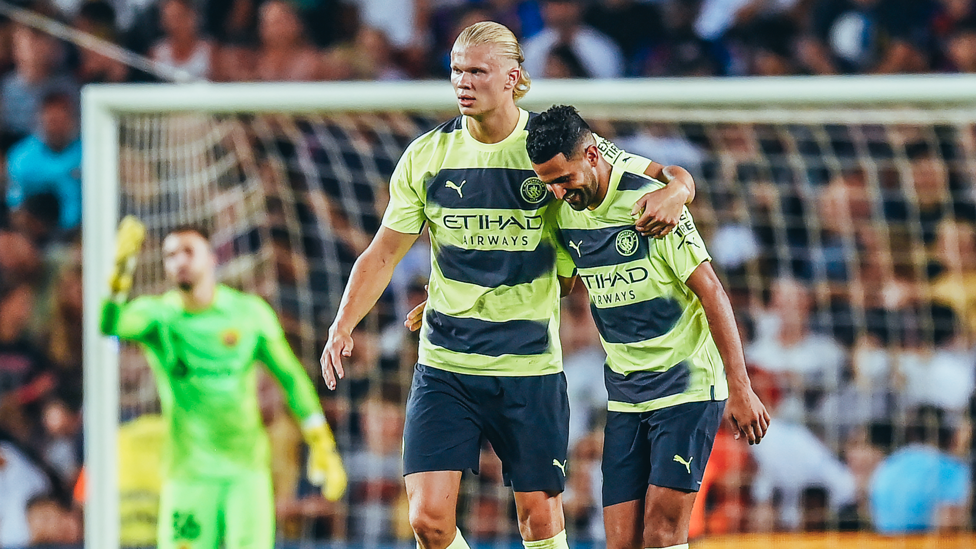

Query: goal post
[82,75,976,549]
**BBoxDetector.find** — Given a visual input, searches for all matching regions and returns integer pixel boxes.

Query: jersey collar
[460,108,529,152]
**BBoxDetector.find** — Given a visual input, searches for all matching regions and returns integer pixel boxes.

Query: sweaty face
[450,43,517,117]
[531,145,601,211]
[162,232,214,291]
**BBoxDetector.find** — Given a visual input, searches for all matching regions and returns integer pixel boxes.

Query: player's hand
[632,183,688,238]
[320,327,351,390]
[303,421,347,501]
[404,286,428,332]
[725,386,770,445]
[109,216,146,297]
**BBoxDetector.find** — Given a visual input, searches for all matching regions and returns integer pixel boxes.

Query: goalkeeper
[100,219,346,549]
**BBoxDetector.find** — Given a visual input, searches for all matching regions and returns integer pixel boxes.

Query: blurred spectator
[943,17,976,71]
[929,218,976,341]
[884,140,954,246]
[896,304,974,414]
[253,0,326,80]
[799,0,930,75]
[562,429,604,541]
[640,0,720,76]
[73,0,131,83]
[584,0,661,75]
[869,405,971,533]
[6,92,82,231]
[345,390,408,542]
[0,229,43,286]
[695,0,803,75]
[748,408,858,531]
[747,277,846,421]
[0,24,78,139]
[522,0,623,78]
[325,26,408,81]
[215,0,326,81]
[930,0,976,69]
[25,495,82,546]
[116,414,166,546]
[349,0,427,51]
[0,283,52,444]
[10,191,61,248]
[39,398,81,484]
[0,437,52,548]
[151,0,215,81]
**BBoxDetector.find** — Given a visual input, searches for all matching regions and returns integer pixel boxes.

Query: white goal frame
[82,75,976,549]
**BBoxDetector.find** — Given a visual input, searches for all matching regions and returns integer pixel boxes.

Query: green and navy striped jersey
[551,165,730,412]
[383,109,578,375]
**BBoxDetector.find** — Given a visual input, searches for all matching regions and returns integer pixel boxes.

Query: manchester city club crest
[520,177,547,204]
[615,229,639,256]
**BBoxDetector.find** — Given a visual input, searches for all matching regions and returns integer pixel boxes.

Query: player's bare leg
[603,499,643,549]
[405,471,466,549]
[643,485,696,549]
[603,485,696,549]
[513,490,565,541]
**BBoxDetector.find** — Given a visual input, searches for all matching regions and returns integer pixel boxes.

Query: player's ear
[506,66,519,90]
[584,143,600,166]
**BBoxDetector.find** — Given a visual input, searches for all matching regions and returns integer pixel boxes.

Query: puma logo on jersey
[568,240,583,257]
[445,180,467,198]
[552,459,567,476]
[673,454,693,474]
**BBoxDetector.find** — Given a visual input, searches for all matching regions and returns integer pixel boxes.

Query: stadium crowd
[1,0,976,546]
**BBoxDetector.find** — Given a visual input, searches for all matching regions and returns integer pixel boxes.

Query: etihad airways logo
[580,266,648,290]
[443,213,543,231]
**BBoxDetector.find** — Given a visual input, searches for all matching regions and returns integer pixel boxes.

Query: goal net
[83,78,976,548]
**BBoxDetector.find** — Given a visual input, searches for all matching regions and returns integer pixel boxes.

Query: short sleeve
[545,202,577,278]
[382,144,427,234]
[656,207,711,282]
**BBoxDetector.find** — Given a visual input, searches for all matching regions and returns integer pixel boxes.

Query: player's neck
[465,103,520,144]
[589,157,613,210]
[180,282,216,312]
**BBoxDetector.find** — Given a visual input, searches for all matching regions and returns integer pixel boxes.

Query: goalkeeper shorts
[402,363,570,493]
[158,470,273,549]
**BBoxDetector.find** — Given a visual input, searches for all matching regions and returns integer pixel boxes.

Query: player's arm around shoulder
[683,262,770,445]
[591,133,696,237]
[632,162,696,238]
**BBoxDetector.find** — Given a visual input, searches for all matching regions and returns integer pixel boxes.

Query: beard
[565,189,590,210]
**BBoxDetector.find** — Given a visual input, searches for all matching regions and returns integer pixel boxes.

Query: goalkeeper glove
[109,216,146,300]
[302,415,347,501]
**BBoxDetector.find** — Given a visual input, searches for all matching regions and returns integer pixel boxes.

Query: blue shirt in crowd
[869,444,971,534]
[6,135,82,230]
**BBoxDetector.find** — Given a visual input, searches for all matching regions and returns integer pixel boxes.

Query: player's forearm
[645,162,695,205]
[686,264,751,392]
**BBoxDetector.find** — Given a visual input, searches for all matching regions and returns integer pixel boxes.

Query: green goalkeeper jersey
[100,285,322,479]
